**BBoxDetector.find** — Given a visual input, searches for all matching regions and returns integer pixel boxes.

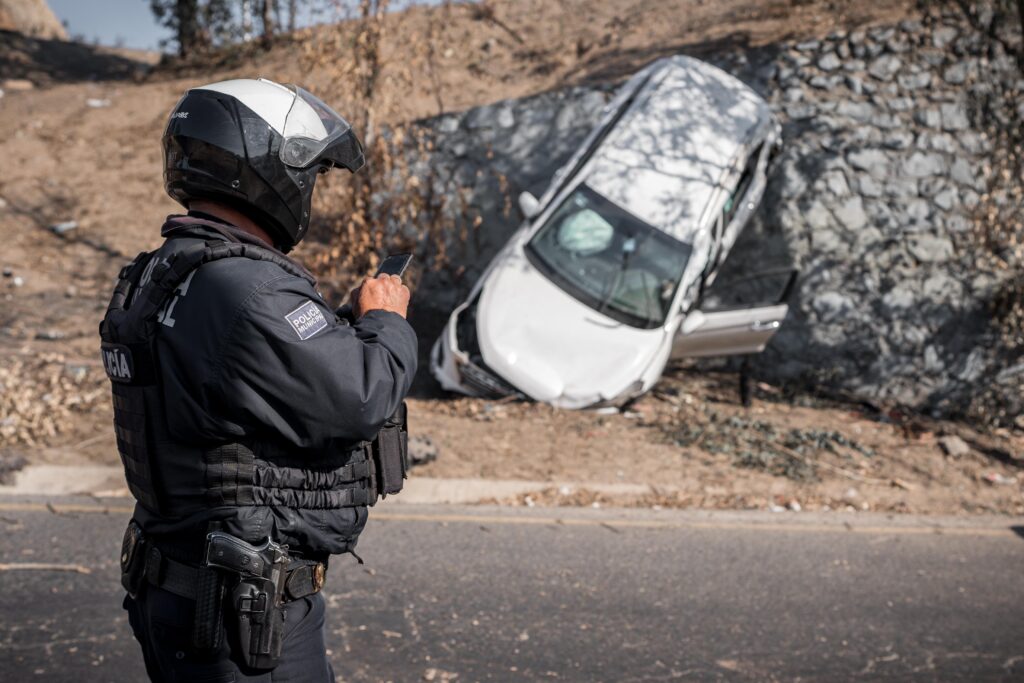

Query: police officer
[100,78,417,681]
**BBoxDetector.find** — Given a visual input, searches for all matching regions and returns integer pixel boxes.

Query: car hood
[475,249,667,407]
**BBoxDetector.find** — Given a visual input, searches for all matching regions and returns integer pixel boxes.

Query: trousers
[125,584,336,682]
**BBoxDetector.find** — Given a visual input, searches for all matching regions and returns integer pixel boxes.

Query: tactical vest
[99,237,407,524]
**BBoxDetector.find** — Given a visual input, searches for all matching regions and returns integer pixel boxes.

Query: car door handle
[750,320,780,332]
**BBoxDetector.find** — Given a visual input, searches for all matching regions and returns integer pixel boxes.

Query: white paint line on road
[0,501,1019,538]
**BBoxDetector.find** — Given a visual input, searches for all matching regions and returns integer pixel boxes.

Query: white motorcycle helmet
[163,78,364,252]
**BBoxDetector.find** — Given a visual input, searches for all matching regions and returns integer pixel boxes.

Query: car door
[671,269,795,359]
[671,304,788,357]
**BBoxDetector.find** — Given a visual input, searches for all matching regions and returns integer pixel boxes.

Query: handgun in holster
[371,401,409,499]
[203,532,290,670]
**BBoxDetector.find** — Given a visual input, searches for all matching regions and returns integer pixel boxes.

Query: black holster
[231,576,285,669]
[371,402,408,499]
[203,532,289,670]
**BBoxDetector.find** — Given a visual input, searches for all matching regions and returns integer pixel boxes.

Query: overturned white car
[431,55,791,409]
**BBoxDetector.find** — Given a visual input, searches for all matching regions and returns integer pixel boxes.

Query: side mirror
[518,191,541,219]
[680,310,706,335]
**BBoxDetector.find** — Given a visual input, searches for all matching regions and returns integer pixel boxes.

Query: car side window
[721,143,763,227]
[699,269,796,313]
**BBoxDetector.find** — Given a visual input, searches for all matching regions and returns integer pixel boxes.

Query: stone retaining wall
[411,7,1022,422]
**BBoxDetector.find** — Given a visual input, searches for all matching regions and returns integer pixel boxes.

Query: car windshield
[525,184,693,329]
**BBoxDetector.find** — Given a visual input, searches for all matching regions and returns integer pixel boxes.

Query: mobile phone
[375,253,413,277]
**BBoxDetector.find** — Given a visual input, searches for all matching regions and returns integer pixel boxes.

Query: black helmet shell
[162,78,364,252]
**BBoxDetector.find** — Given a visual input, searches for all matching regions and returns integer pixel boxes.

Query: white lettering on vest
[158,270,196,329]
[102,348,132,381]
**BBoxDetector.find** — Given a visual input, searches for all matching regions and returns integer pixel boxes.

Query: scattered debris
[49,220,78,235]
[1,267,11,277]
[34,329,66,341]
[671,413,875,482]
[12,276,24,287]
[716,660,742,672]
[472,402,510,421]
[85,98,111,108]
[938,435,971,458]
[982,472,1018,486]
[409,435,439,466]
[64,364,90,381]
[46,501,77,517]
[0,454,28,486]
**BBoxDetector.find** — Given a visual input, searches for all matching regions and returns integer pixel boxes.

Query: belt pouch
[372,402,408,496]
[119,521,147,598]
[192,567,226,652]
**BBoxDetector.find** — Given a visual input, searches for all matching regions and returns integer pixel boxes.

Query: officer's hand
[355,274,410,319]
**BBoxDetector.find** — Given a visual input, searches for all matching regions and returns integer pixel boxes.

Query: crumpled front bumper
[429,301,522,399]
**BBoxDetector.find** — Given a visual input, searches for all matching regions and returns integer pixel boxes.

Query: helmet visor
[279,86,364,172]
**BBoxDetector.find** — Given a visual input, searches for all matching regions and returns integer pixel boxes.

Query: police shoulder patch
[284,300,328,340]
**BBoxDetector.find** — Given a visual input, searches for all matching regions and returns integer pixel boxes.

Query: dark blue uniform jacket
[133,212,417,558]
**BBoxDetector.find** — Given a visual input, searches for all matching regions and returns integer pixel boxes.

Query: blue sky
[48,1,451,52]
[49,0,170,50]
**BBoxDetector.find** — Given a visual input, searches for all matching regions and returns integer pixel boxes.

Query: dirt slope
[3,0,1021,516]
[0,0,917,346]
[0,0,65,40]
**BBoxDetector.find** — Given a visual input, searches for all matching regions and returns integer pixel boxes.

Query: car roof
[583,55,772,240]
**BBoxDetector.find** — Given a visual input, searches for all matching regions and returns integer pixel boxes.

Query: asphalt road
[0,497,1022,682]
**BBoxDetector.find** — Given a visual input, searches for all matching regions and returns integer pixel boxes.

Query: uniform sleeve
[211,274,418,447]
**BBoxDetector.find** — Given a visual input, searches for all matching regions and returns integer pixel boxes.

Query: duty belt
[122,522,323,667]
[141,543,326,602]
